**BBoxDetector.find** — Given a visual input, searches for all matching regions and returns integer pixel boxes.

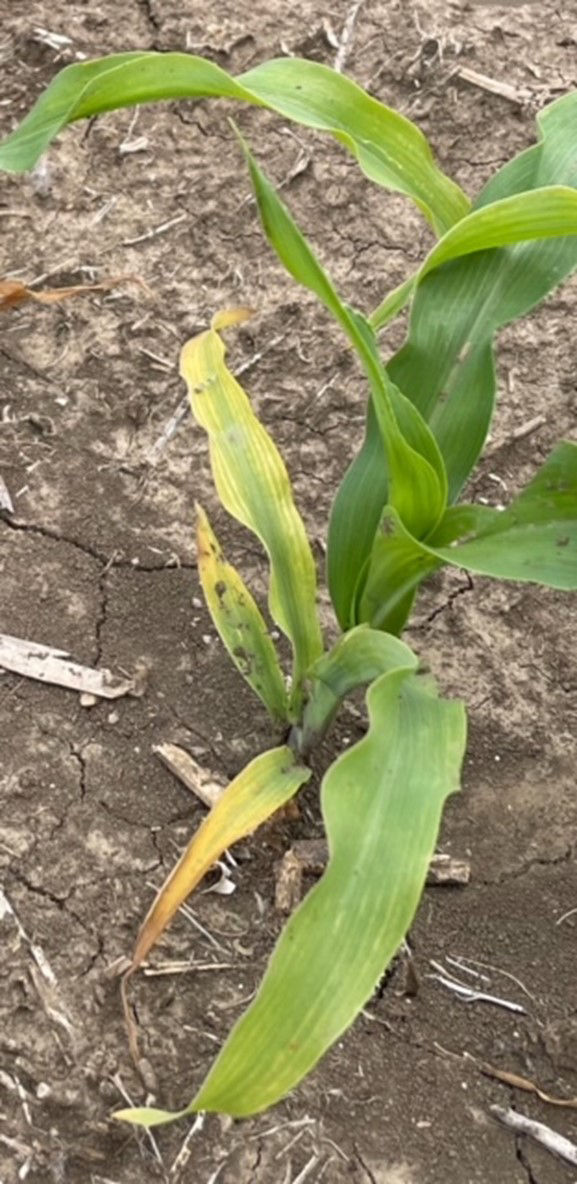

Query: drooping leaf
[363,444,577,614]
[122,663,465,1123]
[196,504,288,721]
[181,319,322,712]
[429,442,577,587]
[420,185,577,279]
[0,54,469,234]
[130,745,311,973]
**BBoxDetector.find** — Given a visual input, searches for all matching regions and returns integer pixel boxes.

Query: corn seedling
[2,54,577,1124]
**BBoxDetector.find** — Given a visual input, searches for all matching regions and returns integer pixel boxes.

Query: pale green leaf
[430,442,577,588]
[122,663,465,1123]
[181,323,322,711]
[0,53,468,234]
[189,666,466,1116]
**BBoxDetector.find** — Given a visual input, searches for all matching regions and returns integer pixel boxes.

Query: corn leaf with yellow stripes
[181,319,322,715]
[129,745,311,975]
[196,504,288,721]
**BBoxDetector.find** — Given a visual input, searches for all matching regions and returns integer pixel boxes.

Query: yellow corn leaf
[130,746,311,971]
[196,504,288,721]
[181,322,322,714]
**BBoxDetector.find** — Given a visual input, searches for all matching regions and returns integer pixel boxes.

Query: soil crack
[12,868,71,910]
[79,933,105,977]
[516,1138,542,1184]
[11,869,96,938]
[67,741,88,799]
[135,0,161,43]
[480,846,574,886]
[415,572,475,628]
[4,515,108,564]
[3,516,196,572]
[354,1147,378,1184]
[95,568,108,666]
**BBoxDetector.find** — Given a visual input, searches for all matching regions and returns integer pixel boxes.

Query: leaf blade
[388,94,577,500]
[236,137,448,624]
[420,185,577,280]
[196,505,288,721]
[181,323,323,710]
[298,625,418,751]
[431,442,577,588]
[131,746,311,971]
[188,668,466,1115]
[0,53,469,233]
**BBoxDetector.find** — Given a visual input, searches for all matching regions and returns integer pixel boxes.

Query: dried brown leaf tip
[0,274,153,309]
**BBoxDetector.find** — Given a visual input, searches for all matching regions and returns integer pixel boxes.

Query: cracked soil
[1,1,576,1182]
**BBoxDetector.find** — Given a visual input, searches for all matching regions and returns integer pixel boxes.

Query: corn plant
[2,55,577,1126]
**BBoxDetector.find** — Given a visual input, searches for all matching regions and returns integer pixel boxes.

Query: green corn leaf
[363,444,577,622]
[236,135,447,624]
[125,661,464,1122]
[429,442,577,587]
[181,318,322,713]
[0,53,469,234]
[196,504,288,721]
[358,518,443,633]
[420,185,577,279]
[308,625,417,698]
[327,378,448,629]
[298,625,417,752]
[390,93,577,500]
[340,92,577,606]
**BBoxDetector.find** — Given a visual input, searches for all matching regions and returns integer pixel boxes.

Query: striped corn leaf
[130,745,311,974]
[181,318,322,713]
[196,504,288,721]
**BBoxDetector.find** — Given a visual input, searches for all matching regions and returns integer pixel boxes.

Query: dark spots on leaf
[233,645,255,677]
[214,580,227,600]
[556,537,570,547]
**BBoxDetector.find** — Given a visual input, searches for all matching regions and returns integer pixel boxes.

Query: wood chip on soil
[0,633,140,700]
